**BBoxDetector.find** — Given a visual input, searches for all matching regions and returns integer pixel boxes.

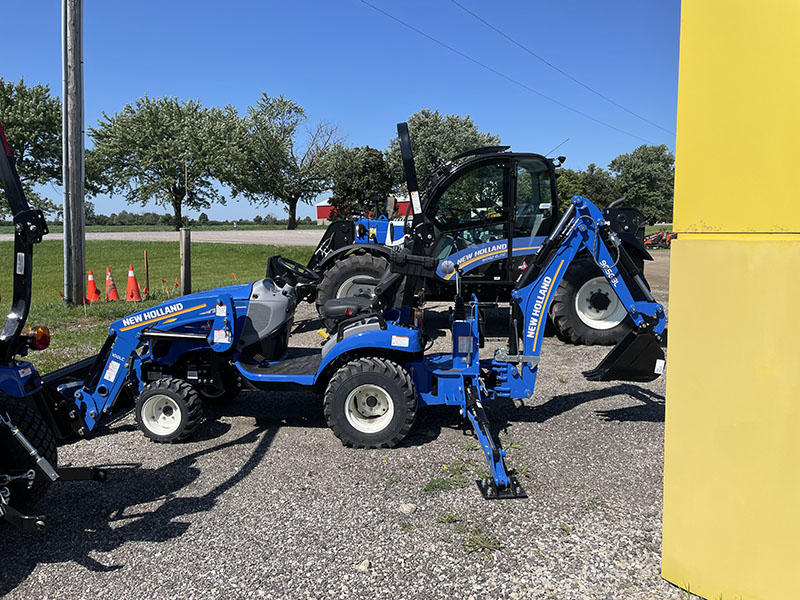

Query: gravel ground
[1,253,681,599]
[0,229,324,246]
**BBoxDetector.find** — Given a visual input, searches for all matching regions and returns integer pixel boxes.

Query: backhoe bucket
[582,330,665,382]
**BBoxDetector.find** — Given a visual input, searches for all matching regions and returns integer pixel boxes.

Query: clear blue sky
[3,0,680,221]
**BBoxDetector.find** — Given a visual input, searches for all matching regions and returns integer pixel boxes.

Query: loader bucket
[582,330,665,382]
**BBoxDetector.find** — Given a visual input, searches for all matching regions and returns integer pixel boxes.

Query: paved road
[0,229,325,246]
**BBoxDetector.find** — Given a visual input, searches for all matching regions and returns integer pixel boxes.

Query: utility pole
[62,0,85,304]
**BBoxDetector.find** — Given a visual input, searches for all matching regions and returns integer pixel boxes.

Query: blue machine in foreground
[42,193,665,501]
[2,112,665,528]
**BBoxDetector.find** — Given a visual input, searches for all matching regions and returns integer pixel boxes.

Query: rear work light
[27,326,51,350]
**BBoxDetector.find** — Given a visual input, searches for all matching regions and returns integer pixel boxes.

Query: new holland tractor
[1,118,665,528]
[306,123,651,346]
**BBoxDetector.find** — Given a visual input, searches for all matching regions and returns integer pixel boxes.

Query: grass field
[0,240,315,374]
[645,224,673,235]
[0,223,325,234]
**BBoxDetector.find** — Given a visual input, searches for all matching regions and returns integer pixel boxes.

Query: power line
[357,0,653,144]
[448,0,675,136]
[546,138,569,156]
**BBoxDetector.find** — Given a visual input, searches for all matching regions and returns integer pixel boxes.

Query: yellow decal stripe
[532,260,564,351]
[444,245,541,280]
[120,304,207,332]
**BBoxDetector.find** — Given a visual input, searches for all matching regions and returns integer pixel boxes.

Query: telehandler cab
[307,123,653,347]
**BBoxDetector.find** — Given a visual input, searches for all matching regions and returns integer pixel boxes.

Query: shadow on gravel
[496,384,666,424]
[0,427,277,596]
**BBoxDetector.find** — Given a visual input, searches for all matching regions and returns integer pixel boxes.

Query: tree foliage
[87,95,241,229]
[609,145,674,223]
[386,109,500,193]
[0,77,62,218]
[328,145,393,220]
[229,93,340,230]
[556,163,619,212]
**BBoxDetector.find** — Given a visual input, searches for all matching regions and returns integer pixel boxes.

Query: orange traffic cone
[86,270,101,303]
[126,265,142,302]
[105,267,120,301]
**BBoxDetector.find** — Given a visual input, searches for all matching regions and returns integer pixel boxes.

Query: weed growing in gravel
[557,374,568,384]
[424,461,472,492]
[462,527,504,558]
[560,523,572,535]
[400,522,415,533]
[388,475,401,485]
[501,437,522,450]
[510,463,532,478]
[463,442,480,452]
[435,513,461,524]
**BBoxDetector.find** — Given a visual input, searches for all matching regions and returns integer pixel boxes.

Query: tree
[87,95,242,230]
[0,77,62,218]
[329,145,393,220]
[556,164,619,212]
[229,93,340,230]
[385,109,500,193]
[609,145,674,223]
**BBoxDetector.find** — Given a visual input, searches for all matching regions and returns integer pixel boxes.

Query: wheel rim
[141,394,182,435]
[344,384,394,434]
[574,276,628,330]
[336,275,376,299]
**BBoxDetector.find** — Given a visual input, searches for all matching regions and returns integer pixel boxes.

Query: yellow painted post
[662,1,800,598]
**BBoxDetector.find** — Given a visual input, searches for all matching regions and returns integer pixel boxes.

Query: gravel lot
[1,253,681,599]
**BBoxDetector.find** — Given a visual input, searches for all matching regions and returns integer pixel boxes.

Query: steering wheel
[274,256,321,284]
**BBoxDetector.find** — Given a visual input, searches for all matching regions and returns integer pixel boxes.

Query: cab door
[425,157,513,286]
[508,156,558,273]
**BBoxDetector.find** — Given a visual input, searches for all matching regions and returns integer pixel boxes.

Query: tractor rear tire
[550,257,633,346]
[135,379,203,443]
[0,395,57,511]
[316,254,388,330]
[324,357,417,449]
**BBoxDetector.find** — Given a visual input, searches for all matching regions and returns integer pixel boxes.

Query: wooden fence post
[180,228,191,296]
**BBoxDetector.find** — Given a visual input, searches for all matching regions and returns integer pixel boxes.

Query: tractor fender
[314,243,394,275]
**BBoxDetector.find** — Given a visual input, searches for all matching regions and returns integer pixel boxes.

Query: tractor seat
[320,296,374,321]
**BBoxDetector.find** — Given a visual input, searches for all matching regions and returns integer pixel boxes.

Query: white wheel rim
[574,276,628,330]
[141,394,182,436]
[336,275,376,299]
[345,384,394,434]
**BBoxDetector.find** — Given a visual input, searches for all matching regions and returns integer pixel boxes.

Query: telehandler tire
[316,254,388,330]
[0,395,57,511]
[135,379,203,443]
[324,357,417,449]
[550,257,633,346]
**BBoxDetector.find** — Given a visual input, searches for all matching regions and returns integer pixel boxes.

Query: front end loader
[0,123,104,531]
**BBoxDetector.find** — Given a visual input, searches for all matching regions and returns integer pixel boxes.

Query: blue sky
[3,0,680,221]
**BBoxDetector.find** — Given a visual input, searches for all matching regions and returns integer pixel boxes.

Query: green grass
[645,224,673,235]
[0,223,326,234]
[0,240,315,374]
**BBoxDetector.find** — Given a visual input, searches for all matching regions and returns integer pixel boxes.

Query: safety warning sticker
[391,335,409,348]
[103,360,121,382]
[214,329,231,344]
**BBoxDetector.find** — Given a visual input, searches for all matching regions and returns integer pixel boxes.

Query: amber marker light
[28,326,51,350]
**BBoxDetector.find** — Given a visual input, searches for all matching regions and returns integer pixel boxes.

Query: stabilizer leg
[464,383,527,500]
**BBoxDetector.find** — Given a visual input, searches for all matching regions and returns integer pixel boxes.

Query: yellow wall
[663,1,800,598]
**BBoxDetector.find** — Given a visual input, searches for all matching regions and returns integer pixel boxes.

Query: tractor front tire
[315,253,388,330]
[324,357,417,449]
[550,257,633,346]
[135,379,203,443]
[0,395,57,511]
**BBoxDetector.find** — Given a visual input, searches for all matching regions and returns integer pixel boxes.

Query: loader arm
[63,294,237,436]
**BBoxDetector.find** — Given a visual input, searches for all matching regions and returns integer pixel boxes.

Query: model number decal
[599,260,619,287]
